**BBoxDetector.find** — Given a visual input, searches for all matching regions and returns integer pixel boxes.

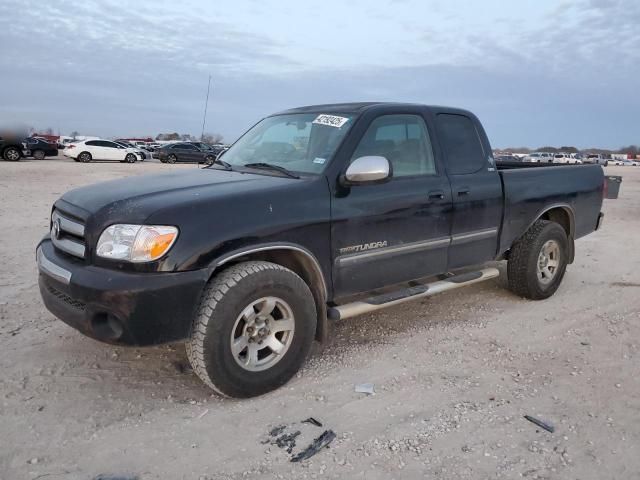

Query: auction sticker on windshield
[312,114,350,128]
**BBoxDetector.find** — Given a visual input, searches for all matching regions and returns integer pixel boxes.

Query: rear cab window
[435,114,486,175]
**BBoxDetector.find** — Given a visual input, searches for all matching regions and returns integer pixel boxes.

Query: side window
[182,144,198,151]
[103,141,119,148]
[85,140,99,146]
[436,114,485,175]
[351,114,436,177]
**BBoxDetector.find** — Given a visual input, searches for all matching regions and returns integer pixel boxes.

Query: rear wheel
[167,154,177,164]
[507,220,568,300]
[3,146,20,161]
[33,150,46,160]
[186,261,317,398]
[78,151,92,163]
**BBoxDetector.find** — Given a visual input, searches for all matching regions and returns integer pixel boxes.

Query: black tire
[186,261,317,398]
[3,146,21,161]
[604,161,609,167]
[78,151,92,163]
[125,153,137,163]
[507,220,568,300]
[33,150,46,160]
[167,154,177,164]
[204,155,214,165]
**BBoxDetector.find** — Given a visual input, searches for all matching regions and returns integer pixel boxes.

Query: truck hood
[58,168,297,219]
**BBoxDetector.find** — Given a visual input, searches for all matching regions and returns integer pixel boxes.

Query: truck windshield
[221,113,354,175]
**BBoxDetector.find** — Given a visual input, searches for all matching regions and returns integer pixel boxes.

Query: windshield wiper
[242,162,300,179]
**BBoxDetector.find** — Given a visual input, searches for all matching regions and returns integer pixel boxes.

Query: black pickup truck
[37,103,608,397]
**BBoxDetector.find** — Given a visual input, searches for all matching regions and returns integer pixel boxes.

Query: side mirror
[343,156,391,185]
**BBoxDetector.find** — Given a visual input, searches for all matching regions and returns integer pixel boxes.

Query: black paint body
[37,103,605,346]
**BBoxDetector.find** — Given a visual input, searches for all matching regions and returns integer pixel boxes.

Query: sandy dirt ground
[1,157,639,480]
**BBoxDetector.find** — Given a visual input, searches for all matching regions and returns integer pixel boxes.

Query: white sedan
[63,139,140,163]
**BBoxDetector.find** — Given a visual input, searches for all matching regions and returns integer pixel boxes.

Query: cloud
[0,0,637,149]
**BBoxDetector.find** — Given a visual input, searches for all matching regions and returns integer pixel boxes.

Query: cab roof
[275,102,474,117]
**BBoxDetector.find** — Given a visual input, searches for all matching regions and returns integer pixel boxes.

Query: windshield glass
[221,113,354,174]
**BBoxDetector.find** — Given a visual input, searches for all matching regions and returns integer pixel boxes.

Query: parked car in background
[584,154,608,166]
[553,153,581,164]
[525,152,554,163]
[0,135,28,161]
[25,137,58,159]
[608,158,625,166]
[157,142,219,164]
[620,159,639,166]
[114,140,148,161]
[63,139,140,163]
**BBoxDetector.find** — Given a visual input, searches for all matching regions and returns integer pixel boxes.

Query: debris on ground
[262,417,334,462]
[290,430,337,462]
[355,383,375,395]
[524,415,555,433]
[302,417,323,427]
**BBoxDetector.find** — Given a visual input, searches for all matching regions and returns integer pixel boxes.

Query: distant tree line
[155,132,224,143]
[499,145,639,155]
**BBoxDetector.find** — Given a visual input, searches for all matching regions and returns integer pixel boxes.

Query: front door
[103,141,125,161]
[331,113,453,298]
[434,113,503,269]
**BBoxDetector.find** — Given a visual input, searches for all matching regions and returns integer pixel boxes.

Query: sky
[0,0,638,148]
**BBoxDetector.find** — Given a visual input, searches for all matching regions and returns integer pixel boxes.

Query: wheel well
[539,206,573,238]
[538,206,575,263]
[213,249,329,342]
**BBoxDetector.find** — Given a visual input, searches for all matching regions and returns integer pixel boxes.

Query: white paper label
[312,114,350,128]
[313,157,326,164]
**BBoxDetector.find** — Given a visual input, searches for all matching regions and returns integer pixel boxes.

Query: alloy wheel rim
[230,296,295,372]
[7,149,19,160]
[537,240,560,285]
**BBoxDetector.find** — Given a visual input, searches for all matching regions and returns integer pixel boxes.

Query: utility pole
[201,75,212,141]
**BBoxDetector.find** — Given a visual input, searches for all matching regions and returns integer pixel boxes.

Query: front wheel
[125,153,137,163]
[186,261,317,398]
[507,220,568,300]
[167,154,177,164]
[204,155,215,165]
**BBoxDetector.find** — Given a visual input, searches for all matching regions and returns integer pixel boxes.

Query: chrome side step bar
[327,268,500,321]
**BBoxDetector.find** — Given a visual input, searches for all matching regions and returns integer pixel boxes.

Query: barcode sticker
[312,114,350,128]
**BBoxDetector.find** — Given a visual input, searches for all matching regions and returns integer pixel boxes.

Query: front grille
[46,284,86,311]
[51,209,86,259]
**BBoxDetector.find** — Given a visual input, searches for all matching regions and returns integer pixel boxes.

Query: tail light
[67,145,75,149]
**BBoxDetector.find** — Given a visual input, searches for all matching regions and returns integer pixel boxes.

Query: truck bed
[497,163,604,255]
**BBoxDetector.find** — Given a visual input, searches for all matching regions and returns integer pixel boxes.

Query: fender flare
[208,242,330,342]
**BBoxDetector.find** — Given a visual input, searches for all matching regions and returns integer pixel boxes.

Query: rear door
[84,140,108,160]
[331,112,453,297]
[181,143,201,162]
[435,113,502,269]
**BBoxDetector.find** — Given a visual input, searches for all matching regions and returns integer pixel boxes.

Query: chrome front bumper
[37,246,72,284]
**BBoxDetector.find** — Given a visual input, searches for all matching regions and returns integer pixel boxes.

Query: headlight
[96,224,178,262]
